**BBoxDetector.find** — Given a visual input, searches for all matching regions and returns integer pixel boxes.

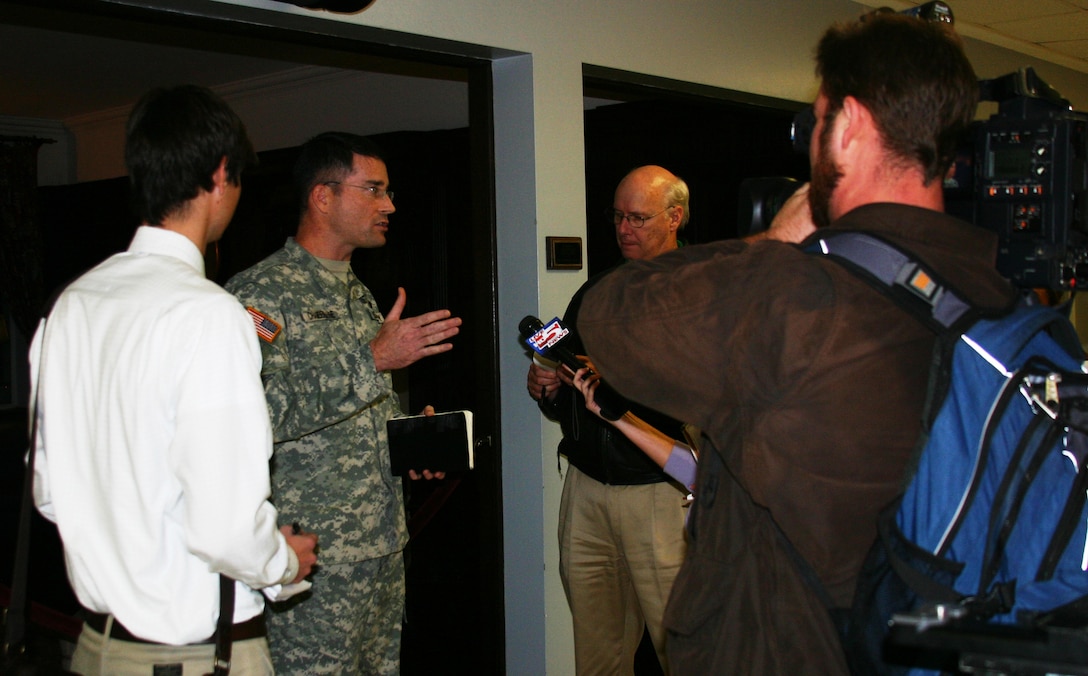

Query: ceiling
[866,0,1088,73]
[0,24,308,121]
[2,1,1088,123]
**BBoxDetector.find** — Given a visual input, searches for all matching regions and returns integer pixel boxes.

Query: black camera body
[963,69,1088,290]
[740,68,1087,291]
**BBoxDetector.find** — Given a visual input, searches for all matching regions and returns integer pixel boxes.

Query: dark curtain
[0,137,48,339]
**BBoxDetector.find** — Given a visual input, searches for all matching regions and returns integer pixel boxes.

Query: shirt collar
[285,237,359,293]
[128,226,206,275]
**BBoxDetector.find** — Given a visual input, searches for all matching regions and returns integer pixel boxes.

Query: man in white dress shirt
[29,85,318,675]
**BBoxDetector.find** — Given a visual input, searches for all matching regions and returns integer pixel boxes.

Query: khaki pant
[559,465,689,675]
[71,619,273,676]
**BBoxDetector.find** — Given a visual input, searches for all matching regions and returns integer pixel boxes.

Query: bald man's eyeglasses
[324,181,394,202]
[609,206,672,228]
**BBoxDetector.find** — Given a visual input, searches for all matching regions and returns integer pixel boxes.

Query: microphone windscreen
[519,315,544,339]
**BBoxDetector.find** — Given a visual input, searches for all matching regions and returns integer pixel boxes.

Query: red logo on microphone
[525,317,568,355]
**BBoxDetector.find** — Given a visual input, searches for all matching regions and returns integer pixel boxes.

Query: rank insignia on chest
[302,309,339,321]
[246,307,282,343]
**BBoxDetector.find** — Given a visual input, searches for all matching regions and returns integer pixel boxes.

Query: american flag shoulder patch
[246,307,282,344]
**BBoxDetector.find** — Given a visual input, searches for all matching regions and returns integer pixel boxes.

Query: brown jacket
[577,203,1017,674]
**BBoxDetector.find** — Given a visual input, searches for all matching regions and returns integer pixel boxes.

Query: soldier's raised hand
[370,288,462,372]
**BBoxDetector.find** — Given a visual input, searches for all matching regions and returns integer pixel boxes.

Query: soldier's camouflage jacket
[225,238,407,564]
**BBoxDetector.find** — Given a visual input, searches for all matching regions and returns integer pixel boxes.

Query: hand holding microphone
[519,315,629,421]
[527,360,562,402]
[570,362,610,421]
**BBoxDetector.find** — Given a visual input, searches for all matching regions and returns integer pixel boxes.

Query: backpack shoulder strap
[803,229,1085,415]
[803,229,976,335]
[803,229,1084,354]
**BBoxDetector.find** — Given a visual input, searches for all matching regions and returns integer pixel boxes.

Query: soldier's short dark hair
[293,132,387,215]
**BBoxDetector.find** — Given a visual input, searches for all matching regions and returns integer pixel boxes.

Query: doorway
[584,67,812,274]
[0,1,504,672]
[580,68,812,675]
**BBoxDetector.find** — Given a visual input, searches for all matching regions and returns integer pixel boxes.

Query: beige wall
[205,6,864,673]
[2,1,1084,671]
[202,2,1088,674]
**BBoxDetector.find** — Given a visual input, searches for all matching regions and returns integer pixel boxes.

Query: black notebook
[386,410,474,475]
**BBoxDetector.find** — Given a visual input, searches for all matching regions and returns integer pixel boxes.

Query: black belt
[83,611,266,645]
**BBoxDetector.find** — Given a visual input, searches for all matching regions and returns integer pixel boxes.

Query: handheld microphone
[520,315,629,421]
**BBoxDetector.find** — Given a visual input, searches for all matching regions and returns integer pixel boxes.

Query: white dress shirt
[30,226,295,645]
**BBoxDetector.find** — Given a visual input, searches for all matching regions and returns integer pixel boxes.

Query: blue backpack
[806,230,1088,675]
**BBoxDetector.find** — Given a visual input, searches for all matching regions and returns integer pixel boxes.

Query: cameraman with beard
[574,14,1019,674]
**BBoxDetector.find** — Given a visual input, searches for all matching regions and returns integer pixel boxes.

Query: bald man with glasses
[527,165,692,675]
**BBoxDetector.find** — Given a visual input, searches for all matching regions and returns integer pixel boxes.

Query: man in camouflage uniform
[226,131,461,675]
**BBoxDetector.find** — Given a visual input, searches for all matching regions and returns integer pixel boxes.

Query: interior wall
[15,0,1088,673]
[232,0,1088,109]
[203,2,1088,675]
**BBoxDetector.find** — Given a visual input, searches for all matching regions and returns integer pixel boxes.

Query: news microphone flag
[524,317,568,355]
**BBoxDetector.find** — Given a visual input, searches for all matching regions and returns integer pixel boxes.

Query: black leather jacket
[538,268,685,485]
